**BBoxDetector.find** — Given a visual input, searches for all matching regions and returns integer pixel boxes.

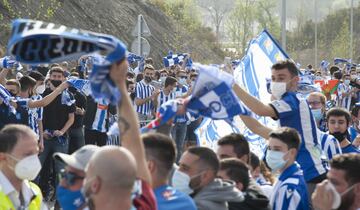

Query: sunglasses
[60,169,84,186]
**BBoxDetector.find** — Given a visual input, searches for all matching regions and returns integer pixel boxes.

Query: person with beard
[312,153,360,210]
[39,66,76,201]
[134,65,160,127]
[349,105,360,147]
[173,146,244,210]
[326,107,360,154]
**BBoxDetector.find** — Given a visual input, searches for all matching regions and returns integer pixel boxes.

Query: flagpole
[350,0,354,61]
[281,0,286,50]
[315,0,318,67]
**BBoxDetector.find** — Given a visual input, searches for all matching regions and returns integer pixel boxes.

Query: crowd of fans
[1,47,360,210]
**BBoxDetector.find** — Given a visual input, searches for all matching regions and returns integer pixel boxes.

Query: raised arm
[110,60,151,184]
[239,115,272,140]
[28,82,69,108]
[233,83,277,118]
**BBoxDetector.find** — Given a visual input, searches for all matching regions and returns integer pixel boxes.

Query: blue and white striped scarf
[0,84,16,114]
[7,19,126,105]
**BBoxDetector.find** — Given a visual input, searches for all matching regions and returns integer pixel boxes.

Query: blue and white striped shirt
[270,92,327,181]
[319,132,342,161]
[270,163,310,210]
[337,83,352,110]
[157,90,175,111]
[135,80,155,115]
[91,99,109,133]
[174,85,188,123]
[29,94,43,137]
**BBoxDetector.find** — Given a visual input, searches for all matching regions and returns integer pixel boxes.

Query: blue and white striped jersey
[270,92,327,181]
[174,85,188,123]
[135,80,155,115]
[319,132,342,161]
[29,94,43,137]
[337,83,352,110]
[270,163,310,210]
[157,90,175,110]
[341,144,360,154]
[91,99,109,133]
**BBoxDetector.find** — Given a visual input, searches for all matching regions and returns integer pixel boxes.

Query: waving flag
[195,118,241,151]
[163,53,187,67]
[320,60,330,71]
[334,58,349,65]
[7,19,126,105]
[234,29,290,155]
[188,63,250,119]
[67,79,91,96]
[127,52,143,64]
[0,84,16,114]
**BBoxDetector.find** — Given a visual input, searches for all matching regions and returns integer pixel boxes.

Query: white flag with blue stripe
[234,29,290,156]
[195,118,241,151]
[187,63,250,119]
[163,53,187,67]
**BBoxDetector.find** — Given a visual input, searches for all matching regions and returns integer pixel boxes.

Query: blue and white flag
[67,79,91,96]
[0,56,23,70]
[320,60,330,71]
[195,118,241,151]
[187,63,250,119]
[61,90,75,106]
[0,84,16,114]
[234,29,289,155]
[127,52,143,64]
[7,19,127,105]
[163,53,187,67]
[334,58,351,65]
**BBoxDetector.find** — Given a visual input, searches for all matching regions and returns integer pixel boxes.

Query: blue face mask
[56,185,86,210]
[311,108,323,122]
[266,150,287,172]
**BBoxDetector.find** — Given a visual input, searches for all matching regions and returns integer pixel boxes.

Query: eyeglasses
[60,169,84,186]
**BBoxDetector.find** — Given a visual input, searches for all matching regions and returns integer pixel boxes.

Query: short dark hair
[49,66,65,76]
[145,58,153,65]
[189,72,198,79]
[329,65,340,76]
[126,79,135,89]
[271,60,299,77]
[19,76,36,92]
[330,154,360,185]
[126,72,135,78]
[269,127,301,150]
[351,105,360,117]
[164,76,177,88]
[217,133,250,161]
[142,133,176,178]
[249,152,260,170]
[28,71,45,81]
[187,147,219,173]
[271,59,299,76]
[326,107,351,126]
[0,124,36,153]
[333,71,342,80]
[220,158,250,191]
[136,73,144,83]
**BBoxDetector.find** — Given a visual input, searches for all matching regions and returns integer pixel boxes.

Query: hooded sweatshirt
[192,178,244,210]
[228,179,270,210]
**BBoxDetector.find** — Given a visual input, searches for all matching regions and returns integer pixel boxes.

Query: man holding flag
[233,60,328,196]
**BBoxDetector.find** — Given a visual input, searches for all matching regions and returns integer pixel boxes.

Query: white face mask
[171,169,193,195]
[35,84,46,95]
[325,181,358,209]
[265,150,287,172]
[160,76,166,84]
[179,78,187,86]
[8,154,42,180]
[271,82,287,99]
[344,79,351,86]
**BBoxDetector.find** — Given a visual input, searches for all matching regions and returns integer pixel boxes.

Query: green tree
[255,0,280,39]
[226,0,256,55]
[330,19,351,59]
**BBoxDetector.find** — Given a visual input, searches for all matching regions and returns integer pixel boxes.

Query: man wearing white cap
[53,145,99,210]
